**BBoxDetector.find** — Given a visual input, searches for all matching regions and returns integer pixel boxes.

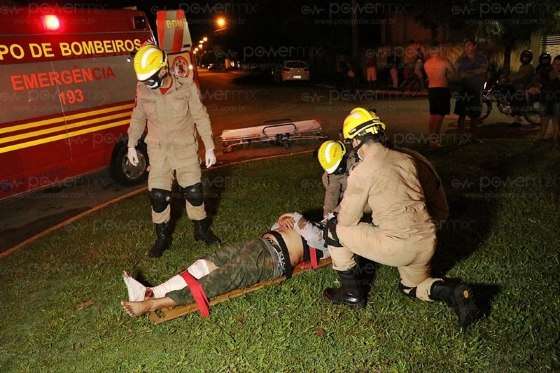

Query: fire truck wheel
[110,143,149,186]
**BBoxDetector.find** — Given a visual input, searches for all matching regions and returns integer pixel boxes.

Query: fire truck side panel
[0,9,152,200]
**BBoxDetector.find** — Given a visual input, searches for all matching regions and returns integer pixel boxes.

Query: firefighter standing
[323,108,480,327]
[127,44,220,257]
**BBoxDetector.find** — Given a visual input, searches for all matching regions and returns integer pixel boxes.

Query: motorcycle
[480,73,541,125]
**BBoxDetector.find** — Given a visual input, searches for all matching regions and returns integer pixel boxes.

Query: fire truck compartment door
[156,10,193,53]
[0,60,71,198]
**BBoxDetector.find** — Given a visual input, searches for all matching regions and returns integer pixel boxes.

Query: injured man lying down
[121,212,328,317]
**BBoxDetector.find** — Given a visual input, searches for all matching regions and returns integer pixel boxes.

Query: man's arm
[337,170,370,227]
[445,58,456,80]
[127,86,147,148]
[278,212,329,253]
[188,83,215,151]
[323,173,343,216]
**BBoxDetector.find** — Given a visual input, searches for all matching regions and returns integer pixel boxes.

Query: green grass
[1,139,559,372]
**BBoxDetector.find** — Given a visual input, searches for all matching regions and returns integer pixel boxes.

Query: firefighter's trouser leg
[332,222,441,301]
[147,145,174,223]
[171,145,206,221]
[147,144,207,222]
[166,240,277,305]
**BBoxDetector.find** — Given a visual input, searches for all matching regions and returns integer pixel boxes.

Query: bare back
[262,229,304,266]
[424,56,452,88]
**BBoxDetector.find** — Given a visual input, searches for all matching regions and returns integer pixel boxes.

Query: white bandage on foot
[122,272,147,302]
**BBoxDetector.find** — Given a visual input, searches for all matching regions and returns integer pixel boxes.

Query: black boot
[323,267,366,309]
[430,279,480,328]
[193,218,221,245]
[148,222,171,258]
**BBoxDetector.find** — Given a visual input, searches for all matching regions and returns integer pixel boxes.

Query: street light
[202,36,208,42]
[215,16,227,30]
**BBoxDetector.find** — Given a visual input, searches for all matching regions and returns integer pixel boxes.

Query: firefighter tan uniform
[323,108,480,327]
[322,153,358,216]
[322,172,347,216]
[330,146,441,301]
[319,143,443,222]
[127,75,213,223]
[318,141,362,216]
[396,147,448,225]
[128,44,219,257]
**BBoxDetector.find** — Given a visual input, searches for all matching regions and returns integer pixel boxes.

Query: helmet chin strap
[145,69,167,89]
[146,80,161,89]
[333,154,348,175]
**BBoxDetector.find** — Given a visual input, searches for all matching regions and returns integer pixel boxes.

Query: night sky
[7,0,560,63]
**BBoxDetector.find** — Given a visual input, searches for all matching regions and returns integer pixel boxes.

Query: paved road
[0,70,534,252]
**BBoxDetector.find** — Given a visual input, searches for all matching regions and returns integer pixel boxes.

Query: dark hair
[358,132,387,146]
[464,38,477,46]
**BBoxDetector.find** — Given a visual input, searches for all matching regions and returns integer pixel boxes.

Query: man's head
[342,107,387,159]
[464,39,477,56]
[133,44,168,89]
[553,55,560,72]
[539,52,552,67]
[427,41,442,57]
[520,50,533,65]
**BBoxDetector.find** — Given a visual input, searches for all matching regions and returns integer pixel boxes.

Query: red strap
[171,10,184,52]
[309,248,319,269]
[180,271,210,318]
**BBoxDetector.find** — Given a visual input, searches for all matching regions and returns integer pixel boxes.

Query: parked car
[280,60,310,82]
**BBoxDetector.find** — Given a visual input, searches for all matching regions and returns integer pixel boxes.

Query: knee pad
[149,188,172,213]
[399,282,417,299]
[182,182,204,206]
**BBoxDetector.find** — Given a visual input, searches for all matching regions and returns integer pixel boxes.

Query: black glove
[323,216,342,248]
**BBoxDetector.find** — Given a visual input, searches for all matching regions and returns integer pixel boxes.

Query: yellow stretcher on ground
[219,119,327,152]
[148,257,332,324]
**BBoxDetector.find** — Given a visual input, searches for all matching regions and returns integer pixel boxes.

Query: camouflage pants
[167,239,278,306]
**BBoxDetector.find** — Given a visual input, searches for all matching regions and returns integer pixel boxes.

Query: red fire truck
[0,7,196,200]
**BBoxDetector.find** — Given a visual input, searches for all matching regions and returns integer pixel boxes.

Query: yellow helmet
[342,107,386,140]
[133,44,167,81]
[318,140,346,174]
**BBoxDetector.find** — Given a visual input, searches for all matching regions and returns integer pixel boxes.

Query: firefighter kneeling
[322,108,480,327]
[127,44,220,257]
